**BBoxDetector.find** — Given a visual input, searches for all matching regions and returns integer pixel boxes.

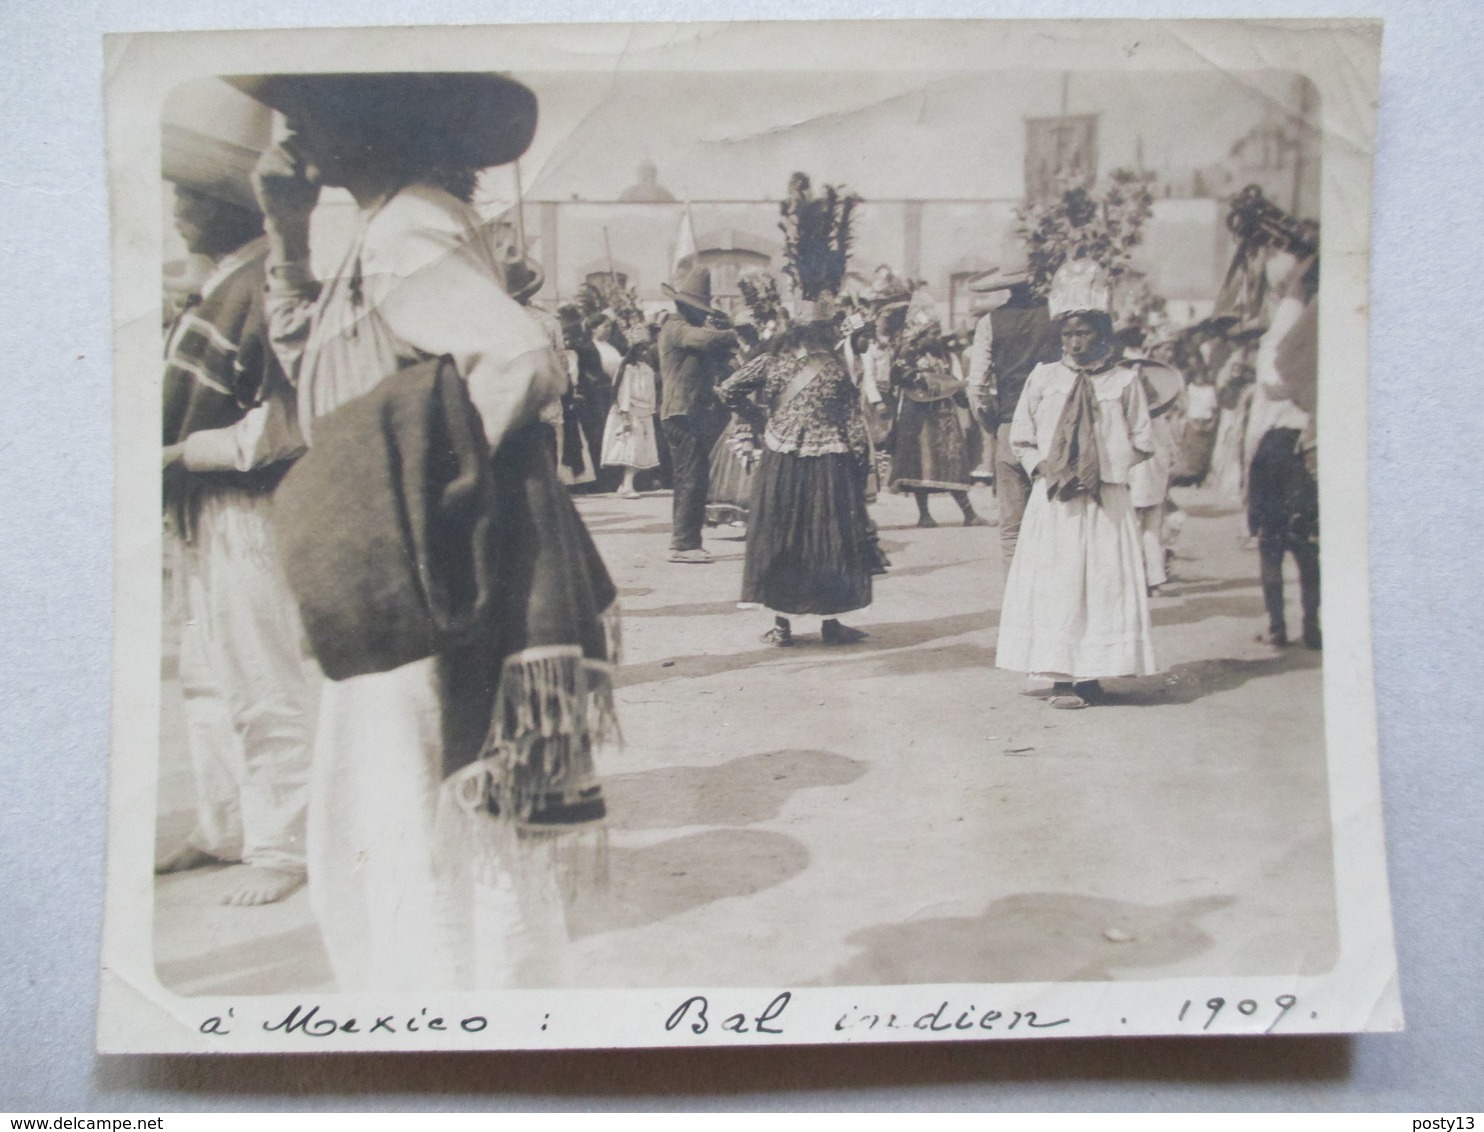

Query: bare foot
[220,866,305,906]
[155,846,225,875]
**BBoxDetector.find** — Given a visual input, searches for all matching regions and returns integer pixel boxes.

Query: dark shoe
[762,626,795,647]
[1256,627,1289,646]
[962,512,994,527]
[1302,619,1322,650]
[915,515,939,529]
[821,620,869,646]
[1073,679,1103,704]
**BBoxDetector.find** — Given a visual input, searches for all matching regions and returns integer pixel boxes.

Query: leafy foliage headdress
[1015,170,1155,298]
[576,275,645,338]
[736,272,784,328]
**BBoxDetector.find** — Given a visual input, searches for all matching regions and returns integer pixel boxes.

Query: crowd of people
[157,71,1321,992]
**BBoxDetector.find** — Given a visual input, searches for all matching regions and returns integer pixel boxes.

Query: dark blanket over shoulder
[273,356,618,824]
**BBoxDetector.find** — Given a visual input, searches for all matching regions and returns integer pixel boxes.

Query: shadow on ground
[1104,647,1320,707]
[567,828,809,939]
[614,609,996,688]
[881,557,985,580]
[604,749,864,830]
[824,891,1235,986]
[1151,593,1267,628]
[623,599,754,619]
[156,922,333,997]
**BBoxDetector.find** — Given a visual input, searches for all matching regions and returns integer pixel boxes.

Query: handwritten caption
[194,991,1306,1043]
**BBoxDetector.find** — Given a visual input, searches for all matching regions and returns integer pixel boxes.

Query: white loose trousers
[173,486,316,874]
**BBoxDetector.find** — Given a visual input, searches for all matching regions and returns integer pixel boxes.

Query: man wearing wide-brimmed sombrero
[156,80,315,908]
[657,267,738,563]
[965,255,1062,567]
[235,70,618,992]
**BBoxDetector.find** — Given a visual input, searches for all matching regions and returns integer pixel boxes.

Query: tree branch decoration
[1015,169,1155,297]
[779,172,861,301]
[576,275,645,337]
[736,271,784,327]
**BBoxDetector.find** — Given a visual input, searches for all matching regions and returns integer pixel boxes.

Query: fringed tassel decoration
[435,627,622,895]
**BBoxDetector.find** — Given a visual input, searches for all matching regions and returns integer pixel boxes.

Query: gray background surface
[1,0,1479,1112]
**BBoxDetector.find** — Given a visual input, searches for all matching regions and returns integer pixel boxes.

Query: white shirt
[1010,359,1155,485]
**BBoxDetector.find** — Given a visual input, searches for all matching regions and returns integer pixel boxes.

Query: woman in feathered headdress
[995,259,1159,708]
[712,174,877,646]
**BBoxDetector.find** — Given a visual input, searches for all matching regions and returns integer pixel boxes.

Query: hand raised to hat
[252,145,320,254]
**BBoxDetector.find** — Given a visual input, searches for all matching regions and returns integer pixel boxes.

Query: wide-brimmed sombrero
[1131,358,1186,414]
[226,72,538,169]
[967,261,1033,293]
[162,78,272,213]
[1189,313,1241,338]
[661,267,726,318]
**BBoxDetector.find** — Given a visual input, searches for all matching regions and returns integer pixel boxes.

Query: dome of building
[619,158,677,203]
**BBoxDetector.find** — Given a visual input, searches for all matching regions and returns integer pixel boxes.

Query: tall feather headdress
[779,172,861,304]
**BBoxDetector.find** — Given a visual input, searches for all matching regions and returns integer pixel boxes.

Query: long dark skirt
[889,397,972,492]
[706,420,755,526]
[742,449,873,616]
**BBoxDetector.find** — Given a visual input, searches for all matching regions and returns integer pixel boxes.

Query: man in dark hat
[657,267,738,563]
[503,257,575,477]
[157,102,315,906]
[966,261,1063,568]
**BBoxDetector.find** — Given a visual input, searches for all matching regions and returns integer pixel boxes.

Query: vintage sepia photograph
[100,19,1396,1052]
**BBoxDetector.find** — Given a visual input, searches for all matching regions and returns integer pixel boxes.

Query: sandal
[1048,693,1089,710]
[1047,681,1088,710]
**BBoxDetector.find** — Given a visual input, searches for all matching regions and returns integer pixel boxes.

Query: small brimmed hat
[503,256,545,305]
[661,267,725,318]
[226,72,538,169]
[861,266,914,311]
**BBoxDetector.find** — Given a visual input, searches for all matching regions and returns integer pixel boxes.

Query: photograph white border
[99,17,1397,1054]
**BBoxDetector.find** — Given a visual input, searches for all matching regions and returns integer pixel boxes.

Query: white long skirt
[996,482,1157,680]
[307,658,570,992]
[600,405,660,470]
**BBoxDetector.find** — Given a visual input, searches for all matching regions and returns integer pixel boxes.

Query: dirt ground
[152,482,1336,996]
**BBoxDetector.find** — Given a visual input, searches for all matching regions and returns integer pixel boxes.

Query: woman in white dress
[246,72,617,991]
[996,260,1158,708]
[600,338,661,497]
